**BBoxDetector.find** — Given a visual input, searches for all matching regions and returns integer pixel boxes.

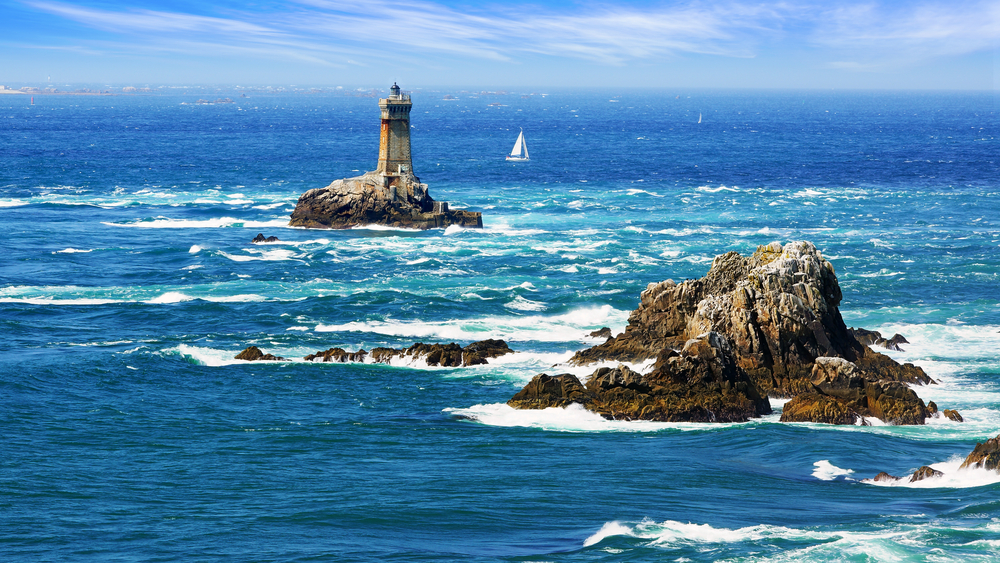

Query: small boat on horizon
[506,128,529,161]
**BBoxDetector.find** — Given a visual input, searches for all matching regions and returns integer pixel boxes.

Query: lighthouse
[376,83,413,177]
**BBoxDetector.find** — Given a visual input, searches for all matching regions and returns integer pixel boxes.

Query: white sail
[506,129,529,161]
[510,130,523,157]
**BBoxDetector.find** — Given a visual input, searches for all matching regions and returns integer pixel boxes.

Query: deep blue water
[2,88,999,561]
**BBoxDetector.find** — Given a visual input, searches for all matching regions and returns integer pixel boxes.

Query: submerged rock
[305,339,512,367]
[508,332,771,423]
[849,328,909,351]
[288,171,482,230]
[569,241,933,399]
[234,346,285,361]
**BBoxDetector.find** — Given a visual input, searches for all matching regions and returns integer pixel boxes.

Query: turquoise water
[2,88,999,561]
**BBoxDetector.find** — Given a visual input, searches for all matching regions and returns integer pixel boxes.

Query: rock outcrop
[849,328,909,351]
[779,357,930,425]
[959,435,1000,471]
[305,339,512,367]
[252,233,280,243]
[234,346,285,361]
[288,171,482,230]
[588,327,613,341]
[508,332,771,422]
[868,434,1000,484]
[569,242,933,399]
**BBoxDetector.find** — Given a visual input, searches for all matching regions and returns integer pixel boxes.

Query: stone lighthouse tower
[376,83,413,176]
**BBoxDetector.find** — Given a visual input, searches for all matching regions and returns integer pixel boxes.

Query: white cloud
[21,0,1000,69]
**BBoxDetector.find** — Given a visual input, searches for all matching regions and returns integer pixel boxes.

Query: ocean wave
[0,199,28,207]
[696,185,740,193]
[505,296,547,312]
[582,518,1000,560]
[812,460,855,481]
[104,217,289,229]
[862,457,1000,489]
[445,402,750,433]
[54,248,93,254]
[314,305,628,343]
[219,249,302,262]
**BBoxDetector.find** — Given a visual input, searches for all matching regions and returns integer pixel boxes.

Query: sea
[1,87,998,561]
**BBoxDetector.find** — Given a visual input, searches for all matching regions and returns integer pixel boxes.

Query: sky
[1,0,997,89]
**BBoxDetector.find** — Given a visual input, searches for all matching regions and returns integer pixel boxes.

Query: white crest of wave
[172,344,251,367]
[220,249,300,262]
[696,185,740,193]
[812,460,855,481]
[147,292,194,304]
[203,294,266,303]
[505,296,547,311]
[0,296,118,305]
[189,245,202,254]
[349,224,422,232]
[448,402,749,433]
[443,224,466,236]
[314,305,627,343]
[105,217,288,229]
[0,199,27,207]
[486,221,548,236]
[55,248,92,254]
[863,458,1000,489]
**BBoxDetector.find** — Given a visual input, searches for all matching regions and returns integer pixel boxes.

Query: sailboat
[506,128,529,161]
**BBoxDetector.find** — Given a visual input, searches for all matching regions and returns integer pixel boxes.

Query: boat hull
[505,156,529,162]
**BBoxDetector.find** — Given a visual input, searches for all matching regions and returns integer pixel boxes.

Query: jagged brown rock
[943,409,964,422]
[508,332,771,423]
[288,171,481,230]
[909,466,944,482]
[850,328,909,351]
[234,346,285,361]
[588,327,613,341]
[873,472,900,482]
[779,357,929,425]
[959,435,1000,471]
[304,339,512,367]
[252,233,279,243]
[304,347,368,363]
[570,242,933,398]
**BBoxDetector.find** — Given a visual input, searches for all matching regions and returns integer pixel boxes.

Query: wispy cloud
[813,1,1000,59]
[18,0,1000,70]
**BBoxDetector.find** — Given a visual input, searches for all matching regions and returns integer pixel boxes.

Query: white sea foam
[220,249,301,262]
[812,460,855,481]
[0,199,27,207]
[189,245,202,254]
[447,403,749,433]
[696,185,740,193]
[55,248,92,254]
[505,296,547,312]
[147,292,195,304]
[863,457,1000,489]
[314,305,628,343]
[443,224,466,236]
[172,344,283,367]
[0,297,119,305]
[349,224,422,233]
[105,217,288,229]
